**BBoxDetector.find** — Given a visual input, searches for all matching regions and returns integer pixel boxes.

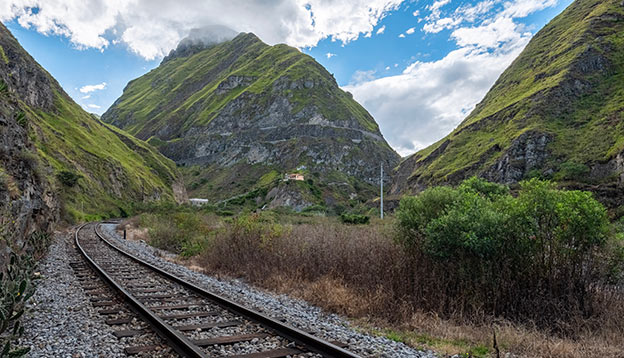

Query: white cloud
[422,0,556,34]
[398,33,406,38]
[79,82,107,94]
[376,25,386,34]
[501,0,558,18]
[81,94,91,99]
[326,52,336,59]
[385,66,390,70]
[413,10,420,16]
[86,104,101,109]
[345,0,558,156]
[405,27,415,34]
[452,16,527,48]
[0,0,404,60]
[350,70,377,84]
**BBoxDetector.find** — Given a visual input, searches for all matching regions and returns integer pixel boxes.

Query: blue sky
[1,0,573,156]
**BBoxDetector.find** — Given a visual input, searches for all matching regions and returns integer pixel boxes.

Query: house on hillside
[284,173,304,181]
[190,198,210,206]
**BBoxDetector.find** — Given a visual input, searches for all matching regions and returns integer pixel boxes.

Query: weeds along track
[75,222,361,358]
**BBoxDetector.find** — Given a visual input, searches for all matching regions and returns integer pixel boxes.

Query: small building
[189,198,210,206]
[284,173,304,181]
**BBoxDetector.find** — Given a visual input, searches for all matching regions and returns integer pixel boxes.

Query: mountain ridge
[392,0,624,206]
[103,32,399,210]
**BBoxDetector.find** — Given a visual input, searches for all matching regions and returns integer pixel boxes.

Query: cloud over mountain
[0,0,402,60]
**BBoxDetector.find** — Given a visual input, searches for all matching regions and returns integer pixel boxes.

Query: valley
[1,0,624,357]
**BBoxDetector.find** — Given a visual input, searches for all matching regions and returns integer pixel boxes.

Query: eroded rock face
[0,27,59,259]
[159,80,393,187]
[484,131,552,184]
[0,101,58,268]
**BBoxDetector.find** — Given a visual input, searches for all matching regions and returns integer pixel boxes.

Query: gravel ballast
[100,223,437,358]
[19,231,126,358]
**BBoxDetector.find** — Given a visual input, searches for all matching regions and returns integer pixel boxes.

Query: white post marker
[381,163,384,219]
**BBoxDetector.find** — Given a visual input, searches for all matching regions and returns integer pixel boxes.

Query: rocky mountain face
[0,22,186,255]
[392,0,624,206]
[102,32,399,210]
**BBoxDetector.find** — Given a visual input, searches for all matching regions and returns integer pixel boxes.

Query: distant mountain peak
[103,31,399,210]
[162,25,239,63]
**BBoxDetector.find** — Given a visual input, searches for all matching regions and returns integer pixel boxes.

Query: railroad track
[74,222,362,358]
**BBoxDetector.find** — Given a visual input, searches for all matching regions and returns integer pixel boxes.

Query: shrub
[556,161,590,181]
[56,170,83,187]
[302,204,327,214]
[395,185,460,248]
[395,177,616,324]
[340,213,370,225]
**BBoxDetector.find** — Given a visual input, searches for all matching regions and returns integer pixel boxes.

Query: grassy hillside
[394,0,624,197]
[0,22,184,222]
[104,33,381,139]
[103,32,399,211]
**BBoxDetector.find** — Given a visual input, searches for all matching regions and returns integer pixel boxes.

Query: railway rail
[74,222,362,358]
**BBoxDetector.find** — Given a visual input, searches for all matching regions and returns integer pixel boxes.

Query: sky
[0,0,573,156]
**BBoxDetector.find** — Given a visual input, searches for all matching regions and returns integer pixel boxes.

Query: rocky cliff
[0,21,186,251]
[392,0,624,205]
[102,32,399,209]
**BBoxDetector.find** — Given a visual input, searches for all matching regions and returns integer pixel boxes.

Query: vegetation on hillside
[103,33,381,138]
[182,163,379,213]
[0,22,183,222]
[399,0,624,193]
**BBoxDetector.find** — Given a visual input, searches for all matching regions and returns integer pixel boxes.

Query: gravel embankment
[101,223,437,358]
[20,231,126,358]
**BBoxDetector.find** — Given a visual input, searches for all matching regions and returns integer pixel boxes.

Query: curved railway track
[74,222,362,358]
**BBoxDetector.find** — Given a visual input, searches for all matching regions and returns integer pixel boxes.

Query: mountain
[0,22,186,243]
[392,0,624,205]
[102,31,399,210]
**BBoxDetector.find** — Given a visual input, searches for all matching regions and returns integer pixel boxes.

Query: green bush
[340,213,370,225]
[556,161,590,181]
[301,204,327,214]
[395,177,615,323]
[56,170,82,187]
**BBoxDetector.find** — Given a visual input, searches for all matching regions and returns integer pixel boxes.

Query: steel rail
[93,223,362,358]
[75,223,208,358]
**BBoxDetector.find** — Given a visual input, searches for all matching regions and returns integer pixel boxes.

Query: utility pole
[380,163,384,219]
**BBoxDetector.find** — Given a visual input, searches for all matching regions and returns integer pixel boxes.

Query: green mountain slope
[392,0,624,205]
[0,22,186,226]
[103,32,399,210]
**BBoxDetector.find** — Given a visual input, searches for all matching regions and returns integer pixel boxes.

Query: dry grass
[124,213,624,358]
